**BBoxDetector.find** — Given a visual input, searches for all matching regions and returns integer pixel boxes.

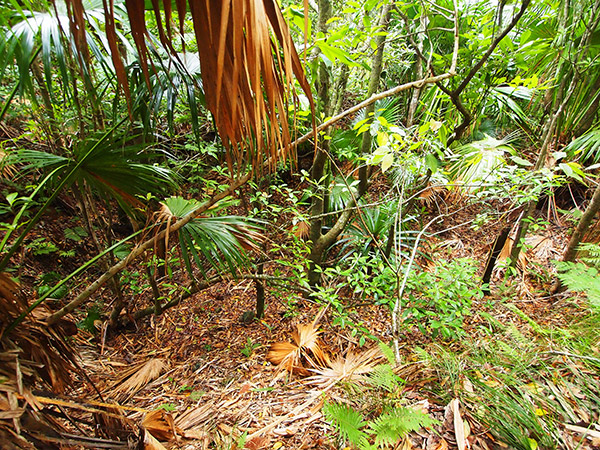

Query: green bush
[404,258,483,339]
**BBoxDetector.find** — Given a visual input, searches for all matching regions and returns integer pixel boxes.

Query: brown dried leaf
[307,347,384,387]
[144,428,168,450]
[267,321,329,375]
[450,399,466,450]
[113,358,166,399]
[142,409,179,442]
[244,436,269,450]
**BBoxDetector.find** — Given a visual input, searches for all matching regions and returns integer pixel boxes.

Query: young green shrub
[404,258,483,339]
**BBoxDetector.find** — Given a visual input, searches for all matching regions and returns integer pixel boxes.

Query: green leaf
[425,154,440,172]
[511,155,533,166]
[381,152,394,173]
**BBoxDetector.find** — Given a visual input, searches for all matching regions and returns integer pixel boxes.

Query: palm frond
[10,132,178,215]
[158,196,264,279]
[111,358,166,400]
[564,127,600,164]
[307,346,383,387]
[448,134,518,191]
[267,321,330,375]
[66,0,315,171]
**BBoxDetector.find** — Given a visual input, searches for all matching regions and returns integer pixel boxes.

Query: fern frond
[323,402,369,449]
[577,243,600,268]
[556,261,600,307]
[367,407,437,448]
[368,364,399,393]
[378,342,396,366]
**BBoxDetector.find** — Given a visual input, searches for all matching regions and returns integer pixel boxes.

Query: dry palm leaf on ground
[267,316,330,375]
[109,358,168,401]
[306,346,385,387]
[0,273,78,448]
[142,408,180,442]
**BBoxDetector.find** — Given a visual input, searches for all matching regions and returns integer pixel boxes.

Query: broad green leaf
[381,152,394,173]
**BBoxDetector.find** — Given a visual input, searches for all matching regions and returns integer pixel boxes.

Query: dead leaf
[144,428,168,450]
[113,358,166,399]
[142,409,179,442]
[451,399,466,450]
[565,424,600,439]
[244,436,269,450]
[266,320,329,375]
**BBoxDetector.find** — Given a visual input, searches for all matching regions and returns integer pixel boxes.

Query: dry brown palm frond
[0,149,16,179]
[174,402,214,433]
[66,0,315,173]
[418,184,447,207]
[143,429,169,450]
[306,346,384,388]
[497,236,528,270]
[267,319,330,375]
[231,224,265,252]
[142,409,180,442]
[94,403,134,441]
[291,220,310,240]
[111,358,167,400]
[0,274,82,448]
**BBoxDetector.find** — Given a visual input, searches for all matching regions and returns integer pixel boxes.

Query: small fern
[577,243,600,267]
[378,342,396,365]
[323,402,369,449]
[324,401,437,449]
[369,364,399,393]
[556,262,600,307]
[368,407,438,448]
[556,243,600,308]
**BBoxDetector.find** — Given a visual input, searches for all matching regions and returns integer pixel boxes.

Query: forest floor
[5,171,600,450]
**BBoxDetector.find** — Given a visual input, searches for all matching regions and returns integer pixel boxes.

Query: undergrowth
[416,290,600,450]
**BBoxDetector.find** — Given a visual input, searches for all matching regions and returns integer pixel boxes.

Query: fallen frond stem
[16,393,150,416]
[542,351,600,363]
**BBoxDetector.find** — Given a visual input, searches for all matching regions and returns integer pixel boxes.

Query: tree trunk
[358,4,392,195]
[406,13,427,127]
[308,4,392,285]
[562,182,600,263]
[510,0,600,266]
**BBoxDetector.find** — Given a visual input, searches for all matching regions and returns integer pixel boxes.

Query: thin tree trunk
[510,0,600,266]
[308,4,393,286]
[307,0,333,286]
[562,182,600,263]
[406,13,427,127]
[358,4,393,195]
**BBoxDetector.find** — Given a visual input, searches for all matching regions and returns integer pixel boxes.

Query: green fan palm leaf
[10,131,178,215]
[564,127,600,164]
[159,196,264,279]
